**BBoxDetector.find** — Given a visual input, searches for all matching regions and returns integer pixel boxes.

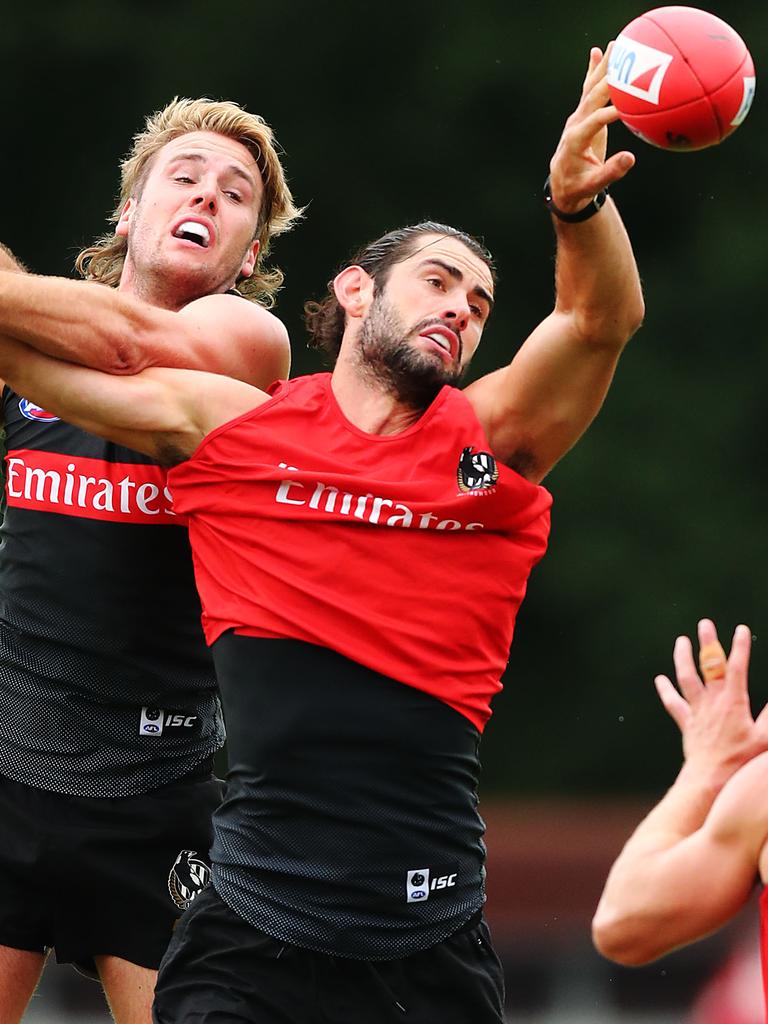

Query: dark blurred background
[4,1,766,1019]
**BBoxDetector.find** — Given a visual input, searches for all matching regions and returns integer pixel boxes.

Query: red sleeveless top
[169,374,552,731]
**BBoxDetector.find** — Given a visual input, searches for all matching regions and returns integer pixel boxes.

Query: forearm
[0,331,128,433]
[0,271,153,373]
[592,764,727,963]
[551,199,644,344]
[0,330,201,459]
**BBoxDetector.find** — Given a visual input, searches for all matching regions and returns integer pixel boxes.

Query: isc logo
[406,868,458,903]
[139,707,198,736]
[166,713,197,727]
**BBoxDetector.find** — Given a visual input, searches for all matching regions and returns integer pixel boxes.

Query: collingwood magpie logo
[457,446,498,493]
[168,850,211,911]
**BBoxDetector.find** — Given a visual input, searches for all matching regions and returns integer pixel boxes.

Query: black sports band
[543,175,609,223]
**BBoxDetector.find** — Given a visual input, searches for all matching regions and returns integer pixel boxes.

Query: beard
[356,293,465,409]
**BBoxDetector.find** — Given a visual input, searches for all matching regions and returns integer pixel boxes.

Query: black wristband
[543,175,608,223]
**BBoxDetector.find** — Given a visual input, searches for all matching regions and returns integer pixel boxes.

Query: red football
[606,6,755,151]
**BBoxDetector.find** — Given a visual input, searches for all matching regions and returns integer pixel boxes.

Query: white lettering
[119,476,136,513]
[387,504,413,528]
[78,476,97,506]
[6,457,24,498]
[270,461,489,533]
[164,713,197,727]
[25,467,60,503]
[275,479,306,505]
[369,496,394,524]
[309,482,339,513]
[64,463,76,505]
[136,483,160,515]
[354,493,373,520]
[163,486,176,515]
[3,454,176,522]
[93,479,114,512]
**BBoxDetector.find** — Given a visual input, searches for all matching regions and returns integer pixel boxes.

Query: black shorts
[153,885,505,1023]
[0,761,222,975]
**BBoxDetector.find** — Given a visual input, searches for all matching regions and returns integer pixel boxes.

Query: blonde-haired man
[76,96,297,308]
[0,96,299,1023]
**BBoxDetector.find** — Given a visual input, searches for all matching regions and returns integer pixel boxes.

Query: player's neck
[118,263,212,312]
[329,363,426,436]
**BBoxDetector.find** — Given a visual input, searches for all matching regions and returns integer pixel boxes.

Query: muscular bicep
[160,294,290,387]
[465,311,626,482]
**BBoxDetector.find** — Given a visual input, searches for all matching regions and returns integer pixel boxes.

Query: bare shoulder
[180,293,288,345]
[177,294,290,387]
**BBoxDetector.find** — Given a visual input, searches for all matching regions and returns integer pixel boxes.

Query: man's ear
[116,198,135,238]
[239,239,260,280]
[333,266,374,319]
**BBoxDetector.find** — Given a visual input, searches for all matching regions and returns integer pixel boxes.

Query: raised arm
[592,621,768,965]
[465,47,644,482]
[0,270,289,387]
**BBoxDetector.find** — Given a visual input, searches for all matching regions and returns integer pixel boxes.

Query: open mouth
[420,327,458,361]
[173,221,211,248]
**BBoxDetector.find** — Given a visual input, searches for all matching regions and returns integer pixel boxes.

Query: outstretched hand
[548,46,635,214]
[654,620,768,784]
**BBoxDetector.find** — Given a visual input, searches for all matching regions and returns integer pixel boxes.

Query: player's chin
[419,350,458,381]
[422,344,459,375]
[432,365,465,393]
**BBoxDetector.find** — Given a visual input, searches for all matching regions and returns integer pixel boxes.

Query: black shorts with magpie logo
[0,760,222,975]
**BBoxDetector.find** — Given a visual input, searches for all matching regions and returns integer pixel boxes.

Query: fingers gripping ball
[699,640,727,682]
[607,6,756,150]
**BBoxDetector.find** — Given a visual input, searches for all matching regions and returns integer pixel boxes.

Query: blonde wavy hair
[75,97,301,307]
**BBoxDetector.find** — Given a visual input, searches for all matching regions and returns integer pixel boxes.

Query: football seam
[644,10,748,95]
[616,49,752,140]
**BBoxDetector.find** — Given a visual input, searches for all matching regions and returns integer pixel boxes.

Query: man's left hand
[547,46,635,215]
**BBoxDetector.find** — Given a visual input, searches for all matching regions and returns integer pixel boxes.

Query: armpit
[155,437,191,468]
[502,448,539,480]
